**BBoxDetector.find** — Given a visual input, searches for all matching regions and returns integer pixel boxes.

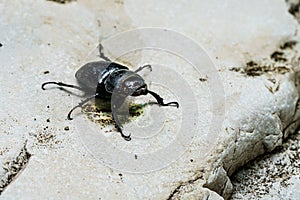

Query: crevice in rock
[204,166,233,200]
[0,141,32,195]
[166,171,204,200]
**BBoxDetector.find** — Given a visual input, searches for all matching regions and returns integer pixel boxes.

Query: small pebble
[64,126,69,131]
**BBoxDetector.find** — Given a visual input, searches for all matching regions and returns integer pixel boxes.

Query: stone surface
[0,0,299,199]
[231,131,300,200]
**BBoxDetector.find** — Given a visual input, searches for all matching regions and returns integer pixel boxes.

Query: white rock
[0,0,299,199]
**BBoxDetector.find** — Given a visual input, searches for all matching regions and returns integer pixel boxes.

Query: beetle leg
[147,90,179,108]
[134,64,152,73]
[67,94,98,120]
[111,96,132,141]
[42,81,83,91]
[115,123,131,141]
[99,44,112,62]
[112,112,131,141]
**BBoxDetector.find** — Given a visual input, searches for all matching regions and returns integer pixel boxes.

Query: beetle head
[117,73,148,96]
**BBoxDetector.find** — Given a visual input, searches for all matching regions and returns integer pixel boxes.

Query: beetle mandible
[42,47,179,141]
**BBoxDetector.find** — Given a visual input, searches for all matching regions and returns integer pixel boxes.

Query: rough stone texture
[0,0,299,199]
[230,1,300,199]
[231,130,300,200]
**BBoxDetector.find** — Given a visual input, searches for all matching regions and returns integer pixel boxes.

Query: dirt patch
[230,41,298,77]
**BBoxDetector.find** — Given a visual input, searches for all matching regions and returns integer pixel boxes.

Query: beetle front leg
[114,119,131,141]
[112,112,131,141]
[111,97,131,141]
[148,90,179,108]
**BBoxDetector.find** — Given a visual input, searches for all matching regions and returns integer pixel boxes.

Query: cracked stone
[0,0,299,199]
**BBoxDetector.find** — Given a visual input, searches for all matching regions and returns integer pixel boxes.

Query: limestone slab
[0,0,299,199]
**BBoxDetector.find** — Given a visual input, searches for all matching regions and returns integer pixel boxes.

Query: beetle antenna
[147,90,179,108]
[67,94,98,120]
[134,64,152,73]
[42,81,83,91]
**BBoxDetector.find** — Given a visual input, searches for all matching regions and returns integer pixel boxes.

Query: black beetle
[42,50,179,141]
